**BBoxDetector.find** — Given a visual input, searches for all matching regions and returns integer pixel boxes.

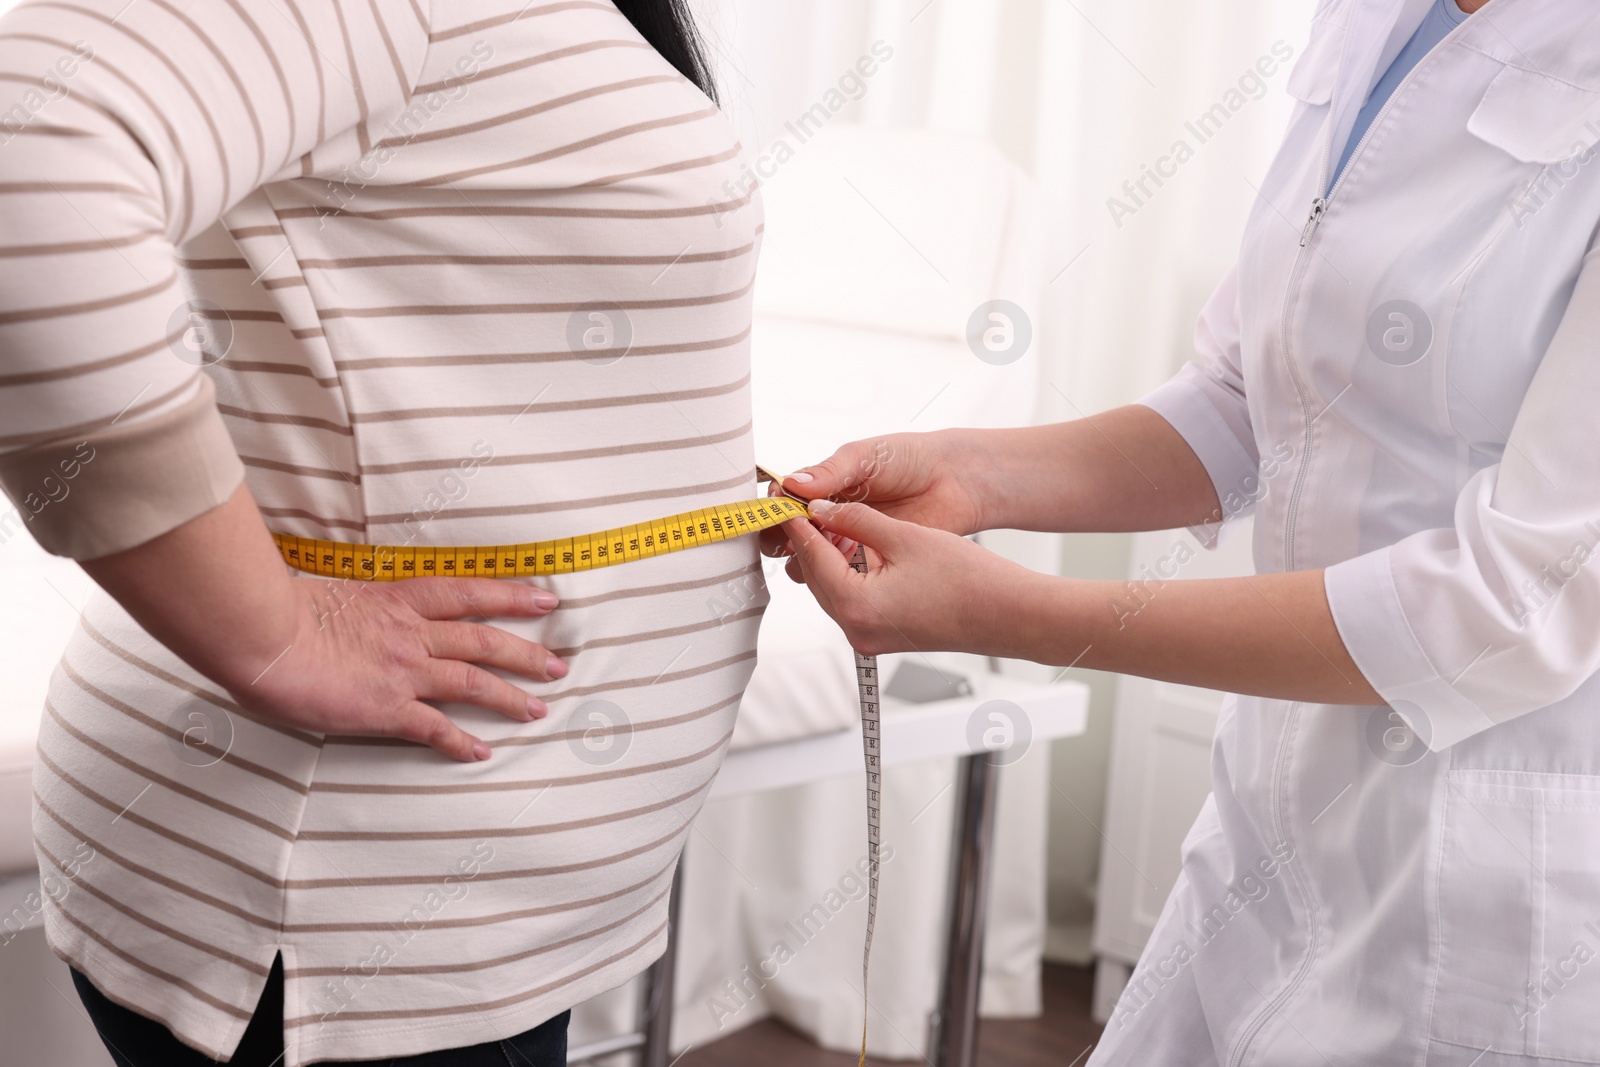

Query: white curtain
[688,0,1315,979]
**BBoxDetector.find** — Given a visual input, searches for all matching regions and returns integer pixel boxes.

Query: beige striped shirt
[0,0,764,1061]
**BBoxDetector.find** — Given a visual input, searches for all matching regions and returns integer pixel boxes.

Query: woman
[0,1,760,1064]
[777,0,1600,1062]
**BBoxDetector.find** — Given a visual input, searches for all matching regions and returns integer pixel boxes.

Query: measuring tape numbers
[849,541,882,1067]
[269,494,809,582]
[268,467,884,1064]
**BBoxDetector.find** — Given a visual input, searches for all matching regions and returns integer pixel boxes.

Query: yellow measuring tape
[269,494,809,581]
[268,467,883,1065]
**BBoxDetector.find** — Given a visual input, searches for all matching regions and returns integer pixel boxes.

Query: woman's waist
[61,568,762,703]
[38,595,754,883]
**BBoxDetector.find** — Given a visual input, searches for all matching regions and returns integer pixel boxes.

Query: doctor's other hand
[760,430,989,559]
[782,499,1030,657]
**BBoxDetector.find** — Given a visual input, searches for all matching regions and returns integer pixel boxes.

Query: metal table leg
[566,861,683,1066]
[582,751,1003,1066]
[639,861,684,1067]
[930,753,1001,1067]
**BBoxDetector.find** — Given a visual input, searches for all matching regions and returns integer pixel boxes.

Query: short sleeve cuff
[1324,547,1498,752]
[0,375,245,560]
[1135,366,1260,549]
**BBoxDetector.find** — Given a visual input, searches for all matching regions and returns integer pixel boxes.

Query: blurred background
[0,0,1315,1063]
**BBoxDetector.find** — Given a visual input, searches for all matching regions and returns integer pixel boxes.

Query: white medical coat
[1091,1,1600,1064]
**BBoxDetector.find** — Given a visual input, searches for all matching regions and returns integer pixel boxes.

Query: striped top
[0,1,764,1063]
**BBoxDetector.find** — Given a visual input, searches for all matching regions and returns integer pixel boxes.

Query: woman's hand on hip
[760,430,988,559]
[233,576,565,762]
[782,498,1028,657]
[80,483,566,765]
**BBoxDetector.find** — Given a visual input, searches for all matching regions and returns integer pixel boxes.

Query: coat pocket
[1429,769,1600,1061]
[1466,64,1600,165]
[1283,4,1345,107]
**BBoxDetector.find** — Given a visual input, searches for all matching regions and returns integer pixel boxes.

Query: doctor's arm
[773,404,1232,542]
[780,264,1385,706]
[786,499,1381,706]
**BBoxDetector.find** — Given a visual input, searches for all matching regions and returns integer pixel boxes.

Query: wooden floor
[677,964,1103,1067]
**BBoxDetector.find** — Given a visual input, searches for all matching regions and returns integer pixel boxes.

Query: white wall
[0,928,114,1067]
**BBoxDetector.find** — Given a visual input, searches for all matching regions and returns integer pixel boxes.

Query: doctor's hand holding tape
[771,421,1377,705]
[779,1,1600,1062]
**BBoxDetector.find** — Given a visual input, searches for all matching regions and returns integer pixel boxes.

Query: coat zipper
[1279,1,1485,571]
[1280,110,1382,570]
[1298,197,1327,248]
[1227,103,1338,1067]
[1228,7,1493,1065]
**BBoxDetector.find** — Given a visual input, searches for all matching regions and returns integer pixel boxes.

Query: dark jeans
[71,954,570,1066]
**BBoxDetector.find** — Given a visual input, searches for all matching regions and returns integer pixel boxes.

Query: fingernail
[808,498,836,517]
[546,656,569,679]
[528,695,548,718]
[472,741,491,761]
[838,538,857,557]
[531,590,558,610]
[787,471,814,484]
